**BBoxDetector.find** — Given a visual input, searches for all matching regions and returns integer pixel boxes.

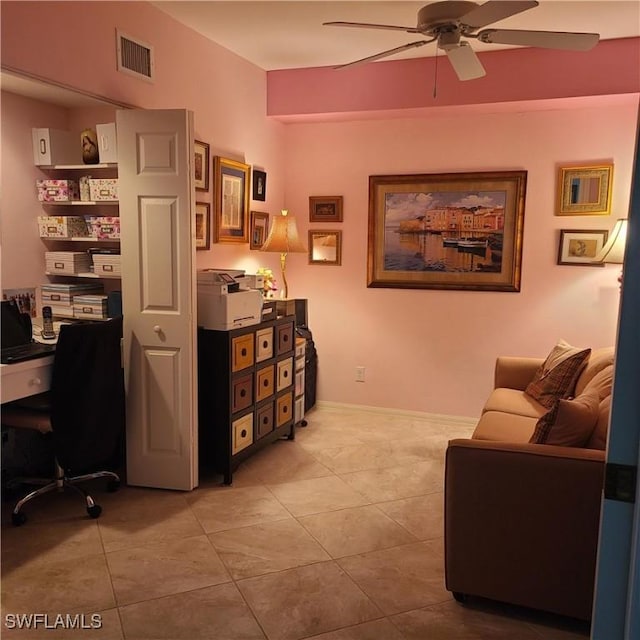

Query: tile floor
[1,405,590,639]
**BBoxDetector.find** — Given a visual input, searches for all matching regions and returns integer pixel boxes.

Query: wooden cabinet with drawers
[197,315,296,484]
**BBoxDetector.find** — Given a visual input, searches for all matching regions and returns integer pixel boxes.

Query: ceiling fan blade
[479,28,600,51]
[446,42,486,80]
[461,0,539,29]
[323,21,419,34]
[334,40,432,70]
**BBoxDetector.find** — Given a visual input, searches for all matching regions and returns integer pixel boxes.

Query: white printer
[197,270,263,330]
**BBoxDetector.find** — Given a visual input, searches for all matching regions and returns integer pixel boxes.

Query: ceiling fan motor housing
[417,1,480,34]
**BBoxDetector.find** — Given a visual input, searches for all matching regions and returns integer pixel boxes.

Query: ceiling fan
[323,0,600,81]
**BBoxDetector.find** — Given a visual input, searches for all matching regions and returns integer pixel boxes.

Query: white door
[116,108,198,490]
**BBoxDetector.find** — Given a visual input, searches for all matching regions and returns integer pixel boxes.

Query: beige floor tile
[97,487,203,553]
[338,540,450,615]
[267,475,370,517]
[244,441,333,484]
[390,600,566,640]
[377,492,444,541]
[119,583,265,640]
[305,618,406,640]
[1,608,123,639]
[1,553,116,615]
[298,505,417,558]
[209,518,330,580]
[107,534,230,605]
[186,485,292,533]
[237,561,382,640]
[339,460,444,503]
[295,426,366,452]
[1,519,103,571]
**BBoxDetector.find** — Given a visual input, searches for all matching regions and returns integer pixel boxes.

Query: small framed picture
[252,169,267,201]
[195,202,211,250]
[250,211,269,250]
[194,140,210,191]
[309,196,343,223]
[557,229,608,266]
[556,164,613,215]
[308,230,342,266]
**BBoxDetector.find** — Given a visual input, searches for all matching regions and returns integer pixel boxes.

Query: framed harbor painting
[367,171,527,291]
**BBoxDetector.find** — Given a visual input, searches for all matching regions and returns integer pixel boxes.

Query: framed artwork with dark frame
[250,211,269,250]
[252,169,267,201]
[308,230,342,266]
[195,202,211,250]
[556,164,613,215]
[309,196,343,223]
[194,140,210,191]
[557,229,608,266]
[367,171,527,291]
[213,156,250,244]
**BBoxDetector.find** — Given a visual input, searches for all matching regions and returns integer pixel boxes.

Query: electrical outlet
[355,366,366,382]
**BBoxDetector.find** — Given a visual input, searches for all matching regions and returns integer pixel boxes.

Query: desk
[1,357,54,403]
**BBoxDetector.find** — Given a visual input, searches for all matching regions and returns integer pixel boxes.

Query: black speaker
[294,298,308,327]
[107,291,123,318]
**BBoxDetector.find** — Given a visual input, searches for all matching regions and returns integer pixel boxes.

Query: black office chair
[2,317,125,526]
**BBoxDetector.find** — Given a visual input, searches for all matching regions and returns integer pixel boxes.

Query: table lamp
[260,210,306,299]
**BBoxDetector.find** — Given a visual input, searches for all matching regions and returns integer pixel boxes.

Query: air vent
[116,30,154,82]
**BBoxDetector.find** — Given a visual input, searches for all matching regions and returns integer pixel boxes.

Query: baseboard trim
[314,400,476,428]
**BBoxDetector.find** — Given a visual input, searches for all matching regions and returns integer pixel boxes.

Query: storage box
[96,123,118,163]
[276,299,295,318]
[37,179,80,202]
[86,216,120,239]
[38,215,89,238]
[92,253,121,277]
[32,128,82,166]
[89,178,118,201]
[73,295,109,320]
[45,251,91,275]
[261,299,277,321]
[41,283,104,307]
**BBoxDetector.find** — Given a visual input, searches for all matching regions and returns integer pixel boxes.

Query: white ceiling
[152,0,640,71]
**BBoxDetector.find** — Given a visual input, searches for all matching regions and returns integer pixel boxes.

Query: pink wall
[283,96,638,417]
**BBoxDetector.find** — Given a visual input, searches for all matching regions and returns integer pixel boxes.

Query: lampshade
[260,210,306,254]
[593,219,628,264]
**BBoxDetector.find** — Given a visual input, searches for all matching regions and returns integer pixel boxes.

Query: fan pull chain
[433,46,439,99]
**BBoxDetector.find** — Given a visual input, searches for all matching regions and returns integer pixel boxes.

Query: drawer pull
[262,340,268,349]
[31,377,42,386]
[241,429,247,438]
[240,389,246,398]
[153,325,162,334]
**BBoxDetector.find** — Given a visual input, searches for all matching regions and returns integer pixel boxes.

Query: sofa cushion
[586,395,611,450]
[581,365,614,401]
[524,340,591,409]
[473,410,537,443]
[530,389,600,446]
[574,348,615,396]
[483,388,548,419]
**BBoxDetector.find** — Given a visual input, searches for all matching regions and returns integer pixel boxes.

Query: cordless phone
[41,306,56,340]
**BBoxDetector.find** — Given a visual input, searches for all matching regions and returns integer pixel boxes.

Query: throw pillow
[525,340,591,409]
[530,388,600,446]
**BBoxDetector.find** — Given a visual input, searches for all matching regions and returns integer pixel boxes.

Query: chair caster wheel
[12,511,26,527]
[87,504,102,519]
[107,479,120,492]
[453,592,469,604]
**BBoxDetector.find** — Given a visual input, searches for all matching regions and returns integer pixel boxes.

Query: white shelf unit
[37,161,120,320]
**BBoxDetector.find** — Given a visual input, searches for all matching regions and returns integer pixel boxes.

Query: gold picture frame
[556,164,613,215]
[308,230,342,265]
[368,171,527,291]
[213,156,250,244]
[250,211,269,250]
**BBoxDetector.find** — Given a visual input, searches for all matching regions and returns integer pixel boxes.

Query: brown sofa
[444,347,614,621]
